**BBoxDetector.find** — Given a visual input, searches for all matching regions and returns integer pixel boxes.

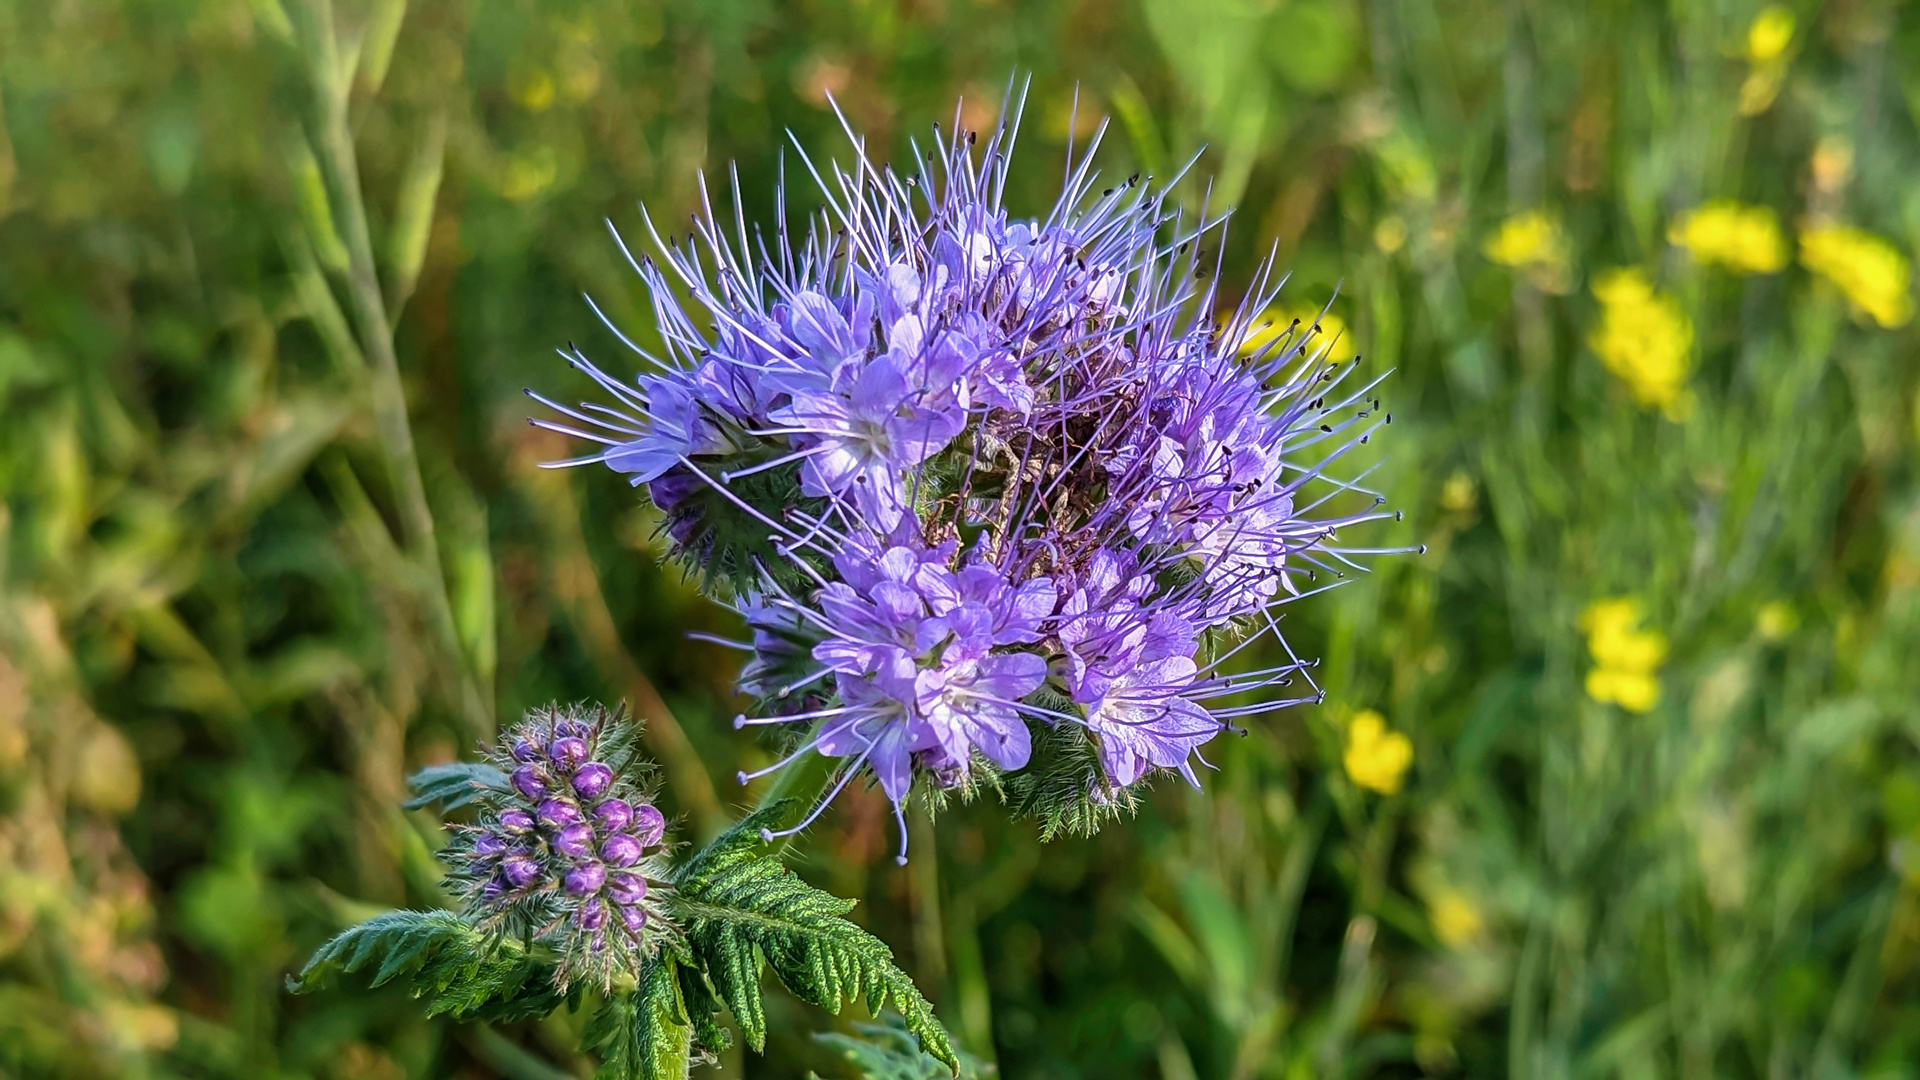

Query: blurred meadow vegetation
[4,0,1920,1077]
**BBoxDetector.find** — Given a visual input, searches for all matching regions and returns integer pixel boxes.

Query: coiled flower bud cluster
[444,704,672,988]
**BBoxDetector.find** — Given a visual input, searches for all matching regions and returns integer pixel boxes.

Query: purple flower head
[500,853,541,891]
[537,798,582,830]
[439,704,674,991]
[548,736,590,771]
[629,803,667,848]
[619,905,649,933]
[564,861,607,897]
[592,798,633,834]
[554,822,596,860]
[576,898,609,932]
[537,96,1412,860]
[601,834,646,868]
[510,765,547,801]
[607,871,649,906]
[571,762,615,800]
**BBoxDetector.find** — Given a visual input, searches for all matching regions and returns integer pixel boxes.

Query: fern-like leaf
[403,761,511,812]
[667,803,958,1075]
[586,956,694,1080]
[289,910,568,1021]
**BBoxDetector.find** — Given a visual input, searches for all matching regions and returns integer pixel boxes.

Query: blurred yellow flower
[1668,201,1786,274]
[1738,6,1795,114]
[510,66,557,112]
[501,146,558,202]
[1580,598,1667,713]
[1799,225,1913,329]
[1344,709,1413,795]
[1374,215,1408,254]
[1430,892,1484,946]
[1439,469,1477,514]
[1483,209,1573,293]
[1747,5,1794,62]
[1241,307,1354,360]
[1589,269,1695,420]
[1756,600,1797,642]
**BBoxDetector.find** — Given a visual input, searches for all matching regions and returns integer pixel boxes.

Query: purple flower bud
[592,798,634,834]
[510,738,540,763]
[548,736,590,770]
[537,798,583,829]
[501,853,542,890]
[564,861,606,896]
[474,833,510,858]
[511,765,547,800]
[576,897,609,931]
[571,762,615,800]
[618,905,648,933]
[631,803,667,847]
[555,718,590,739]
[554,822,596,859]
[606,871,648,906]
[601,834,646,867]
[497,808,535,832]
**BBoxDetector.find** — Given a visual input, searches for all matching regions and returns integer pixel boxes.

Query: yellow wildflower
[1589,269,1695,420]
[1430,892,1484,947]
[1738,6,1795,115]
[1747,5,1794,63]
[1344,709,1413,795]
[1668,201,1786,274]
[1483,209,1573,293]
[1799,225,1913,329]
[1579,598,1667,713]
[509,65,558,113]
[1374,215,1408,254]
[501,146,558,202]
[1755,600,1797,642]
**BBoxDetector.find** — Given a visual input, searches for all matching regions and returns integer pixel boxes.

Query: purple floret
[564,861,607,896]
[592,798,633,834]
[629,803,666,848]
[554,822,596,860]
[537,798,582,829]
[571,762,615,800]
[548,737,589,770]
[606,871,648,906]
[600,834,645,868]
[510,765,547,800]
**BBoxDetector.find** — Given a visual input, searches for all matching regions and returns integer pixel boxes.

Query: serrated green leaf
[289,910,568,1021]
[668,804,958,1075]
[404,762,511,811]
[586,958,693,1080]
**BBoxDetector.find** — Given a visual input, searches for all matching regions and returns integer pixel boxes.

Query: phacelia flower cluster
[444,705,672,987]
[535,100,1413,858]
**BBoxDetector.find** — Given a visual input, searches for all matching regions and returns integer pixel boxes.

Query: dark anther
[1320,424,1333,432]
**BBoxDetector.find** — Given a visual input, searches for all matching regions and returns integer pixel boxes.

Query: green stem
[462,1024,580,1080]
[294,0,491,739]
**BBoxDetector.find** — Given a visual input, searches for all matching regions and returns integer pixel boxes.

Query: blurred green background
[5,0,1920,1077]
